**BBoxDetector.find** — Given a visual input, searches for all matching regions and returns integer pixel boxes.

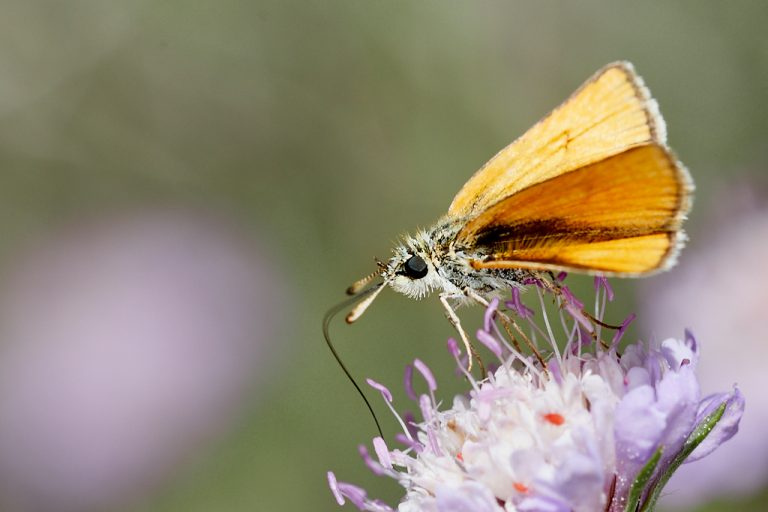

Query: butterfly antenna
[346,265,384,295]
[323,286,384,438]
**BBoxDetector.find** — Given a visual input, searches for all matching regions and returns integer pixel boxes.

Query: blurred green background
[0,1,766,511]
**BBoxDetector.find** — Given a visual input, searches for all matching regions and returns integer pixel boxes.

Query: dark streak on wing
[473,218,666,249]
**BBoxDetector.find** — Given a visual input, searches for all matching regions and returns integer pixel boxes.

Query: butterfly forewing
[448,62,666,220]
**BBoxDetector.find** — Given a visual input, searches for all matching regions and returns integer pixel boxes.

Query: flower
[328,278,744,511]
[0,211,283,511]
[638,189,768,506]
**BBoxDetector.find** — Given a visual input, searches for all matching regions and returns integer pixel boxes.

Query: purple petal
[684,328,697,353]
[549,360,563,385]
[615,361,701,506]
[660,337,698,371]
[531,429,605,510]
[614,385,666,463]
[403,411,420,441]
[366,378,393,402]
[556,271,568,282]
[453,353,470,377]
[593,275,614,301]
[506,287,534,319]
[419,394,441,455]
[403,364,417,401]
[613,384,672,505]
[394,432,424,453]
[624,366,651,391]
[327,471,344,505]
[369,499,394,511]
[446,337,461,358]
[552,459,605,509]
[476,329,502,358]
[653,368,700,464]
[413,358,437,392]
[560,286,583,309]
[685,387,745,463]
[611,313,636,346]
[337,481,369,510]
[327,473,370,510]
[358,444,388,476]
[572,326,594,354]
[644,351,664,386]
[373,437,393,469]
[518,495,571,512]
[565,303,593,331]
[434,481,504,512]
[484,297,499,331]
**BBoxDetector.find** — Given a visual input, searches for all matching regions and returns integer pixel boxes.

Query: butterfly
[339,61,693,369]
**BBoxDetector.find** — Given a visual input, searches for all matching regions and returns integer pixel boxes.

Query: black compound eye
[404,255,428,279]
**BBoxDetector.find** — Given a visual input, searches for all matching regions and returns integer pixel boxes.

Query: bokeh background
[0,1,765,511]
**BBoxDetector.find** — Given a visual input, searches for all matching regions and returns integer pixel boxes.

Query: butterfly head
[344,233,448,324]
[383,240,443,300]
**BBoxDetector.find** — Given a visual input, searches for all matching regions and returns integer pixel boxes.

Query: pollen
[543,412,565,426]
[513,482,530,494]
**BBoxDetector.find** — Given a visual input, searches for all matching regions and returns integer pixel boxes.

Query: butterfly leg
[463,288,547,368]
[439,293,485,376]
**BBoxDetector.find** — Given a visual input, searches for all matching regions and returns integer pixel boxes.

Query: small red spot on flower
[456,452,464,462]
[513,482,529,493]
[543,413,565,425]
[681,358,691,367]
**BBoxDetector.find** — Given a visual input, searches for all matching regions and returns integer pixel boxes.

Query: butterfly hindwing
[459,143,692,275]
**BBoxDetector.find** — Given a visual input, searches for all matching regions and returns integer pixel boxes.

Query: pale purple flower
[639,189,767,506]
[329,278,743,511]
[0,211,282,511]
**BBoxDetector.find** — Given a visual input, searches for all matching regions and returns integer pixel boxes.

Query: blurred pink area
[640,186,768,507]
[0,210,283,511]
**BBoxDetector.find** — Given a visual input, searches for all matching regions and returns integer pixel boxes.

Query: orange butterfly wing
[458,144,692,275]
[446,61,692,275]
[448,62,669,220]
